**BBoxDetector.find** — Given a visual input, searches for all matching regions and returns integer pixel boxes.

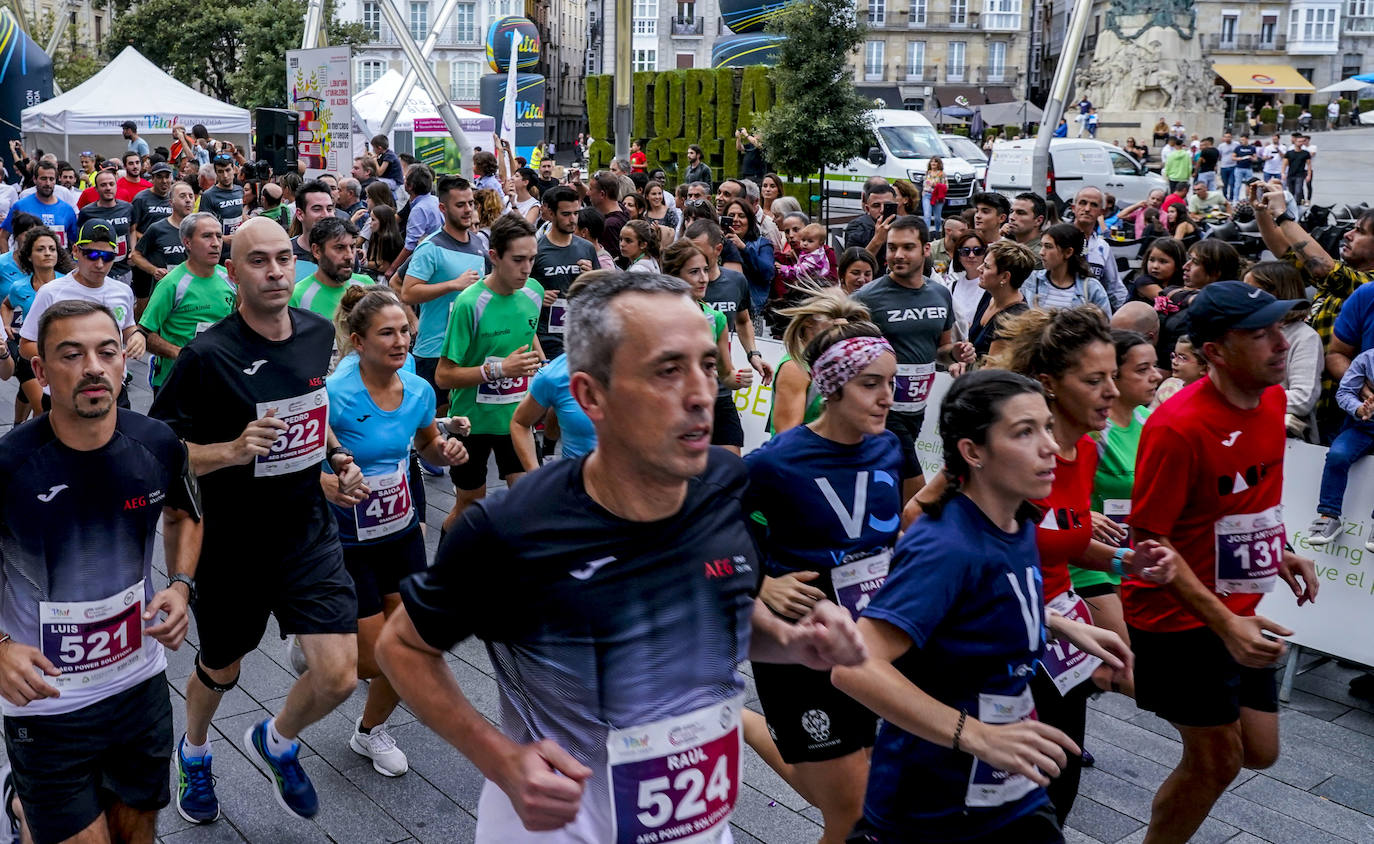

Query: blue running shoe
[175,736,221,824]
[243,720,318,819]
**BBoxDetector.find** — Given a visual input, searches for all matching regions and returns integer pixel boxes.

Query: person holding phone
[921,157,948,236]
[845,181,898,276]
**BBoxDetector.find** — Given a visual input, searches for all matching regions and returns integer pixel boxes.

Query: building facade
[849,0,1033,111]
[12,0,110,59]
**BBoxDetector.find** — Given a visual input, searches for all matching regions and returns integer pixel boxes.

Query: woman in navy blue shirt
[833,371,1130,843]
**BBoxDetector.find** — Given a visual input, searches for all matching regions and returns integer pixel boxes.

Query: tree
[108,0,368,108]
[758,0,873,177]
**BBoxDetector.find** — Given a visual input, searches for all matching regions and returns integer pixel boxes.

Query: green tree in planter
[757,0,872,180]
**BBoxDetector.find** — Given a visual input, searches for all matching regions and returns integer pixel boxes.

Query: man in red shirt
[116,151,152,203]
[1126,281,1319,844]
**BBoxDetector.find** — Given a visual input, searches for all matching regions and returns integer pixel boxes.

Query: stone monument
[1073,0,1224,147]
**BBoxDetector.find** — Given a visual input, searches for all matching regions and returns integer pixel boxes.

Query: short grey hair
[741,179,760,202]
[566,270,693,385]
[688,181,711,194]
[772,196,803,218]
[340,178,361,198]
[611,157,632,174]
[198,163,215,182]
[179,211,220,243]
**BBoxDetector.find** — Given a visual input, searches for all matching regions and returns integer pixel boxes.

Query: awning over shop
[1213,64,1316,94]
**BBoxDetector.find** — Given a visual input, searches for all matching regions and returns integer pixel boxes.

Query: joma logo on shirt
[886,307,948,321]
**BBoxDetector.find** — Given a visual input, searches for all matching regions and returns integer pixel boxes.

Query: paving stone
[341,763,478,843]
[1065,796,1144,843]
[1209,792,1353,844]
[299,755,412,843]
[1315,775,1374,817]
[159,822,248,843]
[1233,774,1374,843]
[729,782,823,843]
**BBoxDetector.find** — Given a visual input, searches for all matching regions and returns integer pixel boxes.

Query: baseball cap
[100,160,119,171]
[1187,281,1307,345]
[150,162,174,176]
[75,220,117,248]
[121,120,137,131]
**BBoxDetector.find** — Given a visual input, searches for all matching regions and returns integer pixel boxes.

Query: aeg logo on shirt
[704,555,753,578]
[885,307,948,322]
[1217,463,1270,496]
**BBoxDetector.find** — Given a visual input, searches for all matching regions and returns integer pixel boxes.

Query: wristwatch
[326,445,353,465]
[1274,211,1295,226]
[168,574,197,603]
[747,350,763,361]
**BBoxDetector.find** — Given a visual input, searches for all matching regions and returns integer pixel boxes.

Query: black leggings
[1030,668,1092,825]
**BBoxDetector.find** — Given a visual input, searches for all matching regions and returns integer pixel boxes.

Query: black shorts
[130,268,154,300]
[753,660,877,764]
[449,433,523,490]
[884,411,925,480]
[414,356,441,398]
[193,539,359,670]
[343,526,427,617]
[408,450,427,521]
[1130,624,1279,728]
[712,392,745,448]
[4,672,172,844]
[1074,582,1117,599]
[8,339,34,386]
[847,804,1062,844]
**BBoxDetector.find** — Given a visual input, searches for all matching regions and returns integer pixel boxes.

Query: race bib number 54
[607,695,743,844]
[255,388,328,477]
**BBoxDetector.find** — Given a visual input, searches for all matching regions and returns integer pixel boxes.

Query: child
[1152,336,1207,407]
[371,134,403,194]
[1307,347,1374,548]
[773,223,835,283]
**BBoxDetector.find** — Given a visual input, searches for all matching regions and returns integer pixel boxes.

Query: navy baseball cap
[1187,281,1307,345]
[75,220,116,248]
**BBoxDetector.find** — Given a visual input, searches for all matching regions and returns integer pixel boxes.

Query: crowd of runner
[0,120,1369,844]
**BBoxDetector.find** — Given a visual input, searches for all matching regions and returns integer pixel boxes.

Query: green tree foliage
[108,0,368,108]
[27,12,108,89]
[758,0,873,175]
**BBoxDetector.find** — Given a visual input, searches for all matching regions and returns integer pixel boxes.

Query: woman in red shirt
[993,305,1178,824]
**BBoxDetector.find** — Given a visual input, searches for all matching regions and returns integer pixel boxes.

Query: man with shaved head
[1111,300,1160,344]
[151,216,367,823]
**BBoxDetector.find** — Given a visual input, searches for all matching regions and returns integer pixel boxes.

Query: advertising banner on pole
[287,47,353,178]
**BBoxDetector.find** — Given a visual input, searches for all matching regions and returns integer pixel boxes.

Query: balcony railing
[863,65,888,81]
[908,11,979,29]
[369,20,481,46]
[900,62,938,81]
[946,64,967,81]
[1204,32,1285,50]
[671,15,704,35]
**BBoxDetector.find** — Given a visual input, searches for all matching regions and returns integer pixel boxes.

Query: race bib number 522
[255,387,328,477]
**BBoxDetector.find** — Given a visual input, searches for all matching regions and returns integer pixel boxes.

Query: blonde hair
[798,223,827,247]
[988,305,1113,378]
[775,286,872,364]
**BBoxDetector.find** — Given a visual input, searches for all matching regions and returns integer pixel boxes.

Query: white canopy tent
[352,69,494,148]
[22,46,251,162]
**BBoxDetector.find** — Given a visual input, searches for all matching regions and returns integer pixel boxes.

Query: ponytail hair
[623,219,661,261]
[988,304,1113,380]
[337,285,404,358]
[926,369,1046,522]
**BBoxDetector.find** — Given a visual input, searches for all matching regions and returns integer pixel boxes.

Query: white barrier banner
[730,349,1363,667]
[287,47,353,179]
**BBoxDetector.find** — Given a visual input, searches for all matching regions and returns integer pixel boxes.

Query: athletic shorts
[1068,567,1119,598]
[343,526,427,618]
[884,411,925,480]
[1130,624,1279,728]
[414,356,440,397]
[4,672,172,844]
[712,392,745,448]
[192,540,358,670]
[130,269,154,300]
[449,433,523,490]
[753,660,878,764]
[7,339,34,386]
[847,804,1062,844]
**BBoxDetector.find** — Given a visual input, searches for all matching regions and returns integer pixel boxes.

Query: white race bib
[548,297,569,335]
[1042,592,1103,696]
[966,688,1040,808]
[476,356,530,404]
[39,581,146,690]
[353,464,414,540]
[607,695,743,844]
[254,387,328,476]
[1214,506,1283,594]
[892,362,937,414]
[830,548,891,621]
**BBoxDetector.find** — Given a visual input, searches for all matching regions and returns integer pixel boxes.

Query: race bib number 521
[607,695,743,844]
[255,387,328,477]
[39,581,146,689]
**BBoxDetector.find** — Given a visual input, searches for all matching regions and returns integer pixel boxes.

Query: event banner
[729,341,1360,667]
[286,47,353,178]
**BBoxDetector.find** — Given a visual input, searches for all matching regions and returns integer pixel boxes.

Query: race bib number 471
[607,695,743,844]
[255,388,328,477]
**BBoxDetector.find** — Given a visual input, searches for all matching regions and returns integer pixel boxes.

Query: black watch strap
[169,574,197,602]
[1275,211,1295,225]
[326,445,353,462]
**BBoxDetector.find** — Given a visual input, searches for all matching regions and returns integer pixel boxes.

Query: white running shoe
[284,635,308,675]
[349,719,408,777]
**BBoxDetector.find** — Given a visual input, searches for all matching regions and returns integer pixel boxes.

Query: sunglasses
[79,248,116,262]
[958,246,987,257]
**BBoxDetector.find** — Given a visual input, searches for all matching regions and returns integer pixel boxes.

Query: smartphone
[721,215,735,230]
[883,202,900,218]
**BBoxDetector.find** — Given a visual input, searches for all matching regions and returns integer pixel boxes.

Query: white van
[826,109,979,215]
[985,138,1167,211]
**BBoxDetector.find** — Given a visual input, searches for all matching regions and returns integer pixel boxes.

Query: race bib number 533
[607,695,743,844]
[255,388,328,477]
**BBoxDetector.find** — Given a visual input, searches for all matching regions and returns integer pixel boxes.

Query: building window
[869,0,886,25]
[1220,13,1238,45]
[451,61,480,100]
[950,0,967,24]
[910,0,927,24]
[493,0,516,17]
[947,40,965,80]
[362,1,381,38]
[634,48,657,70]
[982,0,1020,29]
[454,2,476,41]
[634,0,658,34]
[1292,5,1339,41]
[94,14,101,46]
[409,0,428,40]
[1260,13,1278,45]
[1342,52,1362,76]
[864,40,885,79]
[987,40,1005,81]
[907,40,925,78]
[1349,0,1370,14]
[356,59,387,88]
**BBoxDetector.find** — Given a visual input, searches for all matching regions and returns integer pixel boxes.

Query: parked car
[984,138,1168,211]
[939,134,989,189]
[825,109,979,215]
